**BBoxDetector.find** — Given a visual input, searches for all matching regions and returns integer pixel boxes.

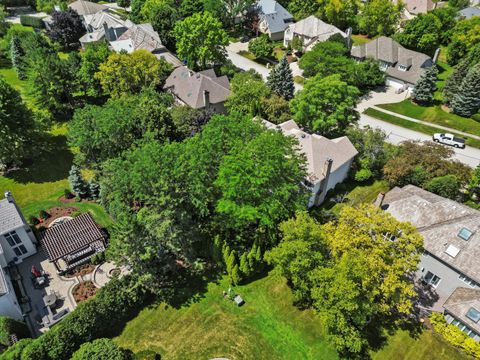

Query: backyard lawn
[115,272,467,360]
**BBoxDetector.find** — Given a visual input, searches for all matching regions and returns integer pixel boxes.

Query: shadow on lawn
[5,132,73,184]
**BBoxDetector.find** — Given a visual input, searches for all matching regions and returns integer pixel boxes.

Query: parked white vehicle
[432,133,466,149]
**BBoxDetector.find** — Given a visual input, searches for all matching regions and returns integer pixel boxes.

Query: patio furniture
[32,275,47,289]
[43,293,57,308]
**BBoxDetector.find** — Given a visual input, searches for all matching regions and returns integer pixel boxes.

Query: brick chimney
[314,158,333,206]
[203,90,210,110]
[4,191,13,203]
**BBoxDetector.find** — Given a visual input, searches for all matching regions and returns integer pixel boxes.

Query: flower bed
[72,281,97,303]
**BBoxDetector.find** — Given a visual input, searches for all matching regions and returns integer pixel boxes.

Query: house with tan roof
[378,185,480,340]
[263,119,358,207]
[351,36,435,89]
[79,10,134,47]
[68,0,108,16]
[403,0,436,15]
[283,15,347,52]
[163,66,231,113]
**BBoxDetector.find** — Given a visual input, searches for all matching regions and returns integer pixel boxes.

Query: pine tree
[226,250,240,284]
[212,235,223,264]
[230,264,240,285]
[68,165,88,198]
[222,243,231,267]
[247,244,257,270]
[451,63,480,117]
[411,66,438,105]
[239,252,251,277]
[267,55,295,100]
[88,179,100,200]
[443,58,470,105]
[10,36,26,80]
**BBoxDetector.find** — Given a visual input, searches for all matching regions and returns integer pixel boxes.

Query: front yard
[115,272,467,360]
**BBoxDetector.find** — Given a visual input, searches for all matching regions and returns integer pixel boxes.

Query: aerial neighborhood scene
[2,0,480,359]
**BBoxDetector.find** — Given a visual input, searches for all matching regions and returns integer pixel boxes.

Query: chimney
[4,191,13,203]
[374,192,385,208]
[345,27,352,50]
[313,158,333,206]
[103,22,110,42]
[203,90,210,110]
[433,48,441,64]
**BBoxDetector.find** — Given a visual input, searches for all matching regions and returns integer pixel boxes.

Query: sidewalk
[370,106,480,141]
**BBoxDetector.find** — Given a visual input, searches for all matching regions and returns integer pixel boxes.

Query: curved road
[360,113,480,168]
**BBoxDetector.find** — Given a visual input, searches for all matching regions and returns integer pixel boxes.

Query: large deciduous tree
[140,0,179,49]
[48,8,84,50]
[411,65,438,105]
[447,16,480,65]
[290,74,360,136]
[394,13,442,56]
[248,34,274,58]
[267,55,295,100]
[266,207,423,357]
[0,77,37,170]
[225,70,271,116]
[77,42,110,98]
[173,12,229,70]
[317,0,360,30]
[451,63,480,117]
[359,0,403,37]
[96,50,172,97]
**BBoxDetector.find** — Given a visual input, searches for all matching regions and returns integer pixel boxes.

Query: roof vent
[445,244,460,258]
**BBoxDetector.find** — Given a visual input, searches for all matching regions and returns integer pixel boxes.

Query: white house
[0,192,37,320]
[263,120,358,207]
[256,0,294,40]
[283,16,346,52]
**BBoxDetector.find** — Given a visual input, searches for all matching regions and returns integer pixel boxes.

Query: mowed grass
[351,34,372,45]
[115,272,467,360]
[365,107,480,149]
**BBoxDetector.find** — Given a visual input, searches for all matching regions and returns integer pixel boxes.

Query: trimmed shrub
[28,215,40,226]
[354,168,373,182]
[39,209,50,220]
[19,15,45,29]
[472,113,480,123]
[0,316,30,347]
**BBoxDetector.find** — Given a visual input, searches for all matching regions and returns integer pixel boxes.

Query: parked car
[432,133,466,149]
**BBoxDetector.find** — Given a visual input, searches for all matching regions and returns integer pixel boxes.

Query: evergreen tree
[247,244,257,270]
[239,252,251,277]
[267,55,295,100]
[230,264,241,285]
[443,58,470,105]
[451,63,480,117]
[222,243,231,267]
[88,179,100,200]
[10,35,26,80]
[212,236,223,265]
[226,250,240,284]
[68,165,88,198]
[411,66,438,105]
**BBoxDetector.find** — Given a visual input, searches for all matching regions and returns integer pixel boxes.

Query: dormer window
[398,64,408,71]
[379,61,389,71]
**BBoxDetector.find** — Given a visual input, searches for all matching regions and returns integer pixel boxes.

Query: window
[458,228,474,241]
[398,64,408,71]
[13,245,27,257]
[379,61,389,71]
[424,271,441,288]
[4,231,21,247]
[459,274,479,288]
[466,308,480,323]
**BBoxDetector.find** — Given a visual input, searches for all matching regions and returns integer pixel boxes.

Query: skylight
[458,228,474,241]
[466,308,480,323]
[445,244,460,258]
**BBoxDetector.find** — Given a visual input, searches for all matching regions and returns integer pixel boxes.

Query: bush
[19,15,45,29]
[1,338,34,360]
[75,196,81,202]
[430,312,480,358]
[39,210,50,220]
[134,349,161,360]
[90,252,105,265]
[64,188,73,199]
[354,168,373,182]
[425,174,459,199]
[0,316,30,347]
[472,113,480,123]
[28,215,40,226]
[248,35,274,59]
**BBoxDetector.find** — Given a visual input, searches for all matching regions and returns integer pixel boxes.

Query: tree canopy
[70,338,132,360]
[395,13,442,56]
[225,70,271,116]
[359,0,403,37]
[48,8,84,50]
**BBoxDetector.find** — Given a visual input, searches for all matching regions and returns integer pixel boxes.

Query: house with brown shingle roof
[444,288,480,341]
[351,36,435,89]
[40,213,106,274]
[163,66,231,113]
[263,119,358,207]
[68,0,108,16]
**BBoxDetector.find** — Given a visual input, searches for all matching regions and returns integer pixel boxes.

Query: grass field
[364,108,480,149]
[115,272,467,360]
[351,34,371,45]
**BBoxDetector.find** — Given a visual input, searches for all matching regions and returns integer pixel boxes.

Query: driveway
[357,87,480,168]
[226,42,303,91]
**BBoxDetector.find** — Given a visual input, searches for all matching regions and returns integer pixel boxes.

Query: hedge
[19,15,44,29]
[0,317,30,347]
[430,312,480,358]
[4,275,147,360]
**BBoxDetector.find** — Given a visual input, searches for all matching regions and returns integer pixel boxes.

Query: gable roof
[257,0,293,34]
[262,120,358,184]
[458,6,480,19]
[112,23,163,53]
[0,196,25,235]
[68,0,108,16]
[84,10,133,31]
[351,36,433,84]
[383,185,480,284]
[40,213,105,261]
[287,15,346,42]
[403,0,435,14]
[163,66,230,109]
[444,287,480,334]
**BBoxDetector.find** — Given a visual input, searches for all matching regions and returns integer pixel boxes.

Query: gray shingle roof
[262,119,358,183]
[40,213,105,261]
[383,185,480,284]
[403,0,435,14]
[444,287,480,334]
[458,7,480,19]
[351,36,433,84]
[163,66,230,109]
[257,0,293,34]
[286,16,346,45]
[0,198,25,235]
[68,0,108,16]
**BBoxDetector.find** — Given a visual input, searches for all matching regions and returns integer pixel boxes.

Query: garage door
[386,77,405,89]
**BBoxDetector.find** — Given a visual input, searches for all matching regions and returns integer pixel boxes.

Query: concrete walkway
[370,106,480,141]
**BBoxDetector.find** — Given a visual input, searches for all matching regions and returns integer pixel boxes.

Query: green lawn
[0,68,35,107]
[434,61,454,101]
[115,272,467,360]
[376,100,480,138]
[365,108,480,149]
[351,34,372,45]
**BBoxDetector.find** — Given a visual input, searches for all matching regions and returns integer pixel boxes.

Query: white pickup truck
[432,133,466,149]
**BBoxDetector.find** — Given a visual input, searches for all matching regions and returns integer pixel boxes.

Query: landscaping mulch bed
[35,206,78,228]
[64,263,96,278]
[58,195,77,204]
[72,280,97,303]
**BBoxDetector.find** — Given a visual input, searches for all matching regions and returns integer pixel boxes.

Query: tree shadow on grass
[5,132,73,184]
